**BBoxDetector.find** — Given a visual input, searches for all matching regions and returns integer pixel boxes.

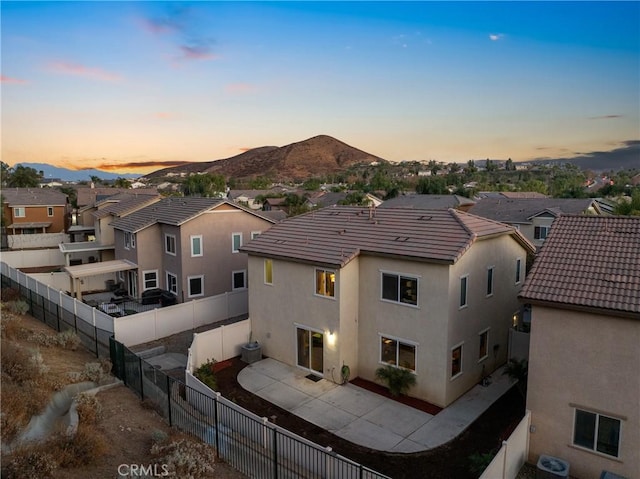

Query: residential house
[304,191,383,209]
[228,187,292,211]
[520,215,639,479]
[468,197,603,249]
[109,197,276,302]
[241,206,535,407]
[75,186,158,212]
[379,194,476,212]
[1,187,70,235]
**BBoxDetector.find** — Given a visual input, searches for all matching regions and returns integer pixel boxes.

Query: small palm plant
[502,358,528,399]
[375,365,416,397]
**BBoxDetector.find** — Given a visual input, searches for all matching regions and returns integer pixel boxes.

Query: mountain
[145,135,386,181]
[16,163,140,182]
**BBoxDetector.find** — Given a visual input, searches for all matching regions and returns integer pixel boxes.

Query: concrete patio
[238,358,516,453]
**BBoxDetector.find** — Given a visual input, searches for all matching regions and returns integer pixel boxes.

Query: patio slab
[257,381,313,411]
[281,373,338,397]
[237,367,277,393]
[293,398,357,432]
[335,417,405,451]
[247,358,296,381]
[318,384,386,417]
[362,400,433,437]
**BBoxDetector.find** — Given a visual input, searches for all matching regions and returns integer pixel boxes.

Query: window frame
[166,271,178,295]
[251,231,261,240]
[187,275,204,298]
[534,225,550,240]
[486,266,494,297]
[47,206,54,217]
[572,408,621,458]
[315,268,336,299]
[142,270,158,291]
[515,258,522,284]
[14,207,25,218]
[191,235,203,257]
[459,275,469,309]
[264,259,273,285]
[232,270,247,291]
[451,343,464,379]
[379,334,417,373]
[232,232,242,253]
[478,328,489,362]
[165,234,177,256]
[380,271,419,307]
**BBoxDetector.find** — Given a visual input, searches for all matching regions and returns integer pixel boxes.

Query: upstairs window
[315,269,335,298]
[165,234,176,255]
[381,272,418,306]
[459,275,468,308]
[47,206,54,217]
[534,226,550,240]
[14,207,25,218]
[251,231,261,240]
[486,267,494,296]
[232,233,242,253]
[191,235,203,257]
[124,232,136,250]
[264,259,273,285]
[515,258,522,284]
[166,272,177,294]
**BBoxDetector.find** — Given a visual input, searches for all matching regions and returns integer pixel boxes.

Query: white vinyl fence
[1,248,65,268]
[186,319,252,373]
[480,410,531,479]
[7,232,69,250]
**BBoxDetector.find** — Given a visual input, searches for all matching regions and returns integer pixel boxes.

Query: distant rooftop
[468,197,598,224]
[1,187,68,206]
[379,194,475,210]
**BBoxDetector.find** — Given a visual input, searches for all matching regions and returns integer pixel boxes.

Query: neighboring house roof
[75,187,157,207]
[468,198,597,224]
[110,197,275,233]
[1,188,68,206]
[519,215,640,318]
[241,206,534,267]
[92,193,160,219]
[379,194,475,210]
[476,191,549,199]
[257,210,288,222]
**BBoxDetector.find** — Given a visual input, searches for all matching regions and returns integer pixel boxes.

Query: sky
[2,1,639,175]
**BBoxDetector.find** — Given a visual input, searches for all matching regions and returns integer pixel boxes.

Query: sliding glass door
[296,327,324,376]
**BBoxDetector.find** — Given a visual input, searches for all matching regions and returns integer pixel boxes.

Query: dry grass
[75,393,102,424]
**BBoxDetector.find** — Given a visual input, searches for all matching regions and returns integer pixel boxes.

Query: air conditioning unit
[536,455,569,479]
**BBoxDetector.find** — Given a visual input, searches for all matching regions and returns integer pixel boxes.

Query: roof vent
[419,215,432,221]
[395,236,410,242]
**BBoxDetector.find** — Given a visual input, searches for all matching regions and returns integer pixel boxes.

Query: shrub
[56,329,81,350]
[2,447,58,479]
[194,358,217,391]
[151,429,169,445]
[1,287,23,303]
[151,438,217,479]
[75,392,102,424]
[7,299,30,315]
[468,449,497,475]
[1,340,45,383]
[80,359,112,384]
[0,311,24,339]
[51,427,108,468]
[374,365,416,397]
[0,381,49,442]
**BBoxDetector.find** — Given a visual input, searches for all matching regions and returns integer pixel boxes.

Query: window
[264,259,273,285]
[14,207,25,218]
[478,329,489,361]
[124,232,135,249]
[380,335,416,372]
[459,275,468,308]
[381,272,418,306]
[232,233,242,253]
[165,234,176,255]
[143,270,158,290]
[315,269,335,298]
[515,258,522,284]
[534,226,549,240]
[166,272,177,294]
[451,344,463,378]
[191,235,202,257]
[232,270,247,290]
[47,206,54,217]
[486,267,494,296]
[130,232,135,248]
[187,275,204,298]
[573,409,621,457]
[251,231,261,240]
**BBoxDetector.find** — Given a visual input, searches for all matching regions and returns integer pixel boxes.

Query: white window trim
[451,342,464,380]
[14,207,25,218]
[232,232,242,253]
[459,275,469,309]
[166,271,178,295]
[124,232,130,250]
[142,270,159,291]
[515,257,522,285]
[478,328,490,363]
[378,333,418,374]
[571,407,622,459]
[191,235,203,257]
[47,206,54,217]
[534,225,550,240]
[165,234,177,256]
[130,232,135,249]
[187,275,205,298]
[486,266,494,297]
[314,268,336,299]
[251,231,261,240]
[232,269,247,291]
[379,269,420,308]
[264,258,273,285]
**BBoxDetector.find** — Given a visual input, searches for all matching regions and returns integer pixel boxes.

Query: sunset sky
[2,1,639,174]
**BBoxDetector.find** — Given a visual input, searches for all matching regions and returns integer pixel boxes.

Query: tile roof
[379,194,475,210]
[241,206,533,267]
[519,215,640,317]
[468,197,596,224]
[1,188,68,206]
[75,187,157,207]
[92,193,160,219]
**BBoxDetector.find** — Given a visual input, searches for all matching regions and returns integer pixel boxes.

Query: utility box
[536,455,569,479]
[241,342,262,364]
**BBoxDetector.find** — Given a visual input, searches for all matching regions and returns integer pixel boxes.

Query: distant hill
[16,163,140,182]
[145,135,386,181]
[532,140,640,172]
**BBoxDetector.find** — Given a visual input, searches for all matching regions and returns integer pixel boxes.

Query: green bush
[194,358,217,391]
[374,365,416,397]
[468,449,497,475]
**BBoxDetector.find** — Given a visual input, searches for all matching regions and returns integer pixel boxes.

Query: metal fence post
[166,375,172,426]
[213,393,220,459]
[139,356,144,400]
[94,328,99,358]
[273,426,278,479]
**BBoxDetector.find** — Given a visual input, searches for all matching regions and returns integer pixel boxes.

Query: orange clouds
[1,75,28,84]
[47,61,122,82]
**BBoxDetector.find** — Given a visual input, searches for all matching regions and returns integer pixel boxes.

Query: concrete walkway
[238,358,515,453]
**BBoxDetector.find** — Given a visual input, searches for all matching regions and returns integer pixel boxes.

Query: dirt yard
[0,306,246,479]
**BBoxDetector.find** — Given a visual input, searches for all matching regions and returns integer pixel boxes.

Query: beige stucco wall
[445,234,526,405]
[527,306,639,479]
